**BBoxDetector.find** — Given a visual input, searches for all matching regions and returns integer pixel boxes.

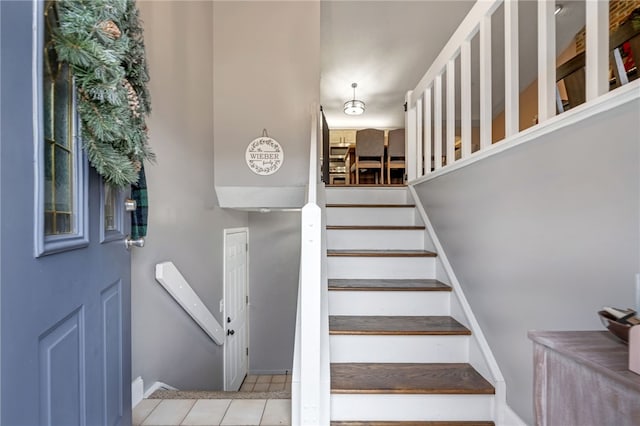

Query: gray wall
[414,99,640,424]
[248,212,302,374]
[132,1,248,391]
[212,1,321,207]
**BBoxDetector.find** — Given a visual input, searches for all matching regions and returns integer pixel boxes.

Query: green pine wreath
[52,0,154,187]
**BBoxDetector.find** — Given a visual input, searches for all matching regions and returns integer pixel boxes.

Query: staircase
[325,186,496,425]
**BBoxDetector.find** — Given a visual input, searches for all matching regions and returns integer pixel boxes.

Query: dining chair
[351,128,384,184]
[387,128,405,184]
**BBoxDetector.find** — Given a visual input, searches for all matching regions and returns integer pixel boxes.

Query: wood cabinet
[529,330,640,426]
[328,130,356,184]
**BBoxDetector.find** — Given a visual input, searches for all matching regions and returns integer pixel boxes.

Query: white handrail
[292,107,328,425]
[155,261,225,345]
[407,0,625,181]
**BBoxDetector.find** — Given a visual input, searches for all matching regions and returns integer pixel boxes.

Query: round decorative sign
[245,137,284,175]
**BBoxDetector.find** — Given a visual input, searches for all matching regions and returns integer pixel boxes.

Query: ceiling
[320,1,586,130]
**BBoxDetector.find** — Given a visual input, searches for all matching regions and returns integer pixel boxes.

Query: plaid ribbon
[130,164,148,239]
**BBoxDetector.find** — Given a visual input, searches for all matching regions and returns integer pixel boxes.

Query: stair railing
[155,261,225,345]
[406,0,639,182]
[292,106,330,425]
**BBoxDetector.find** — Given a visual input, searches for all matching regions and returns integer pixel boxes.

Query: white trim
[405,91,416,181]
[154,262,225,345]
[537,0,556,123]
[433,74,443,170]
[415,97,423,179]
[409,80,640,186]
[131,377,144,408]
[408,185,507,425]
[446,58,456,163]
[504,0,519,137]
[479,14,492,150]
[423,88,432,176]
[585,0,609,101]
[223,227,250,391]
[143,381,177,399]
[460,40,472,158]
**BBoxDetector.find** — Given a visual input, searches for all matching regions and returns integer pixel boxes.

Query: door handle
[125,236,145,249]
[227,329,235,336]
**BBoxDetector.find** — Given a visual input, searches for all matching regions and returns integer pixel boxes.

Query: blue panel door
[0,1,132,425]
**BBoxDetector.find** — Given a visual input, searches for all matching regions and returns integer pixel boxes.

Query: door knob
[124,199,137,212]
[227,329,235,336]
[125,236,145,249]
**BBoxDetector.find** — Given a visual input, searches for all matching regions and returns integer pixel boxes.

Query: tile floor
[133,375,292,426]
[240,374,292,392]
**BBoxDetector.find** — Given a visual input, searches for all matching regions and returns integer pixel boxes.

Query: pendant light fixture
[343,82,365,115]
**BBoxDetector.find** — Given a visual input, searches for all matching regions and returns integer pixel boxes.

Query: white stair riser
[327,229,424,250]
[328,291,450,316]
[326,188,408,205]
[326,207,416,226]
[328,257,435,279]
[330,335,469,363]
[331,394,494,421]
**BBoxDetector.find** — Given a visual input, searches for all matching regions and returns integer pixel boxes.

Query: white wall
[132,1,248,391]
[414,99,640,424]
[212,1,321,208]
[248,211,301,374]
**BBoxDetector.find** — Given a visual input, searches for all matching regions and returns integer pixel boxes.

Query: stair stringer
[408,185,512,426]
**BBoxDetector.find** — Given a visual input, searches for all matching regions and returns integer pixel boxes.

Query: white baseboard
[132,376,144,408]
[143,381,178,399]
[503,405,528,426]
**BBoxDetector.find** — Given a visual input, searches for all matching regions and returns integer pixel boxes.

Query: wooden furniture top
[528,330,640,390]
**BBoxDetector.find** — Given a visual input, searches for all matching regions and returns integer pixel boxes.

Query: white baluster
[423,87,432,174]
[505,0,519,137]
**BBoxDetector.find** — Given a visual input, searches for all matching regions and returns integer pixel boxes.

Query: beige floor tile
[271,375,286,384]
[180,399,231,426]
[252,383,270,392]
[142,399,196,426]
[268,383,285,392]
[285,375,292,383]
[244,375,258,384]
[256,375,271,384]
[240,383,254,392]
[283,383,292,392]
[133,399,162,426]
[260,399,291,425]
[220,399,266,426]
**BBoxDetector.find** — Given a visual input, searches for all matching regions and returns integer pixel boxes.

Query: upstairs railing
[292,107,329,425]
[406,0,640,182]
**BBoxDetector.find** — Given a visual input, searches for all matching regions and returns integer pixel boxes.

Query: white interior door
[224,228,249,391]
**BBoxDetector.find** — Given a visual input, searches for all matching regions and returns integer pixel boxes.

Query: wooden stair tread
[329,316,470,335]
[327,225,425,230]
[331,363,495,395]
[326,204,416,208]
[327,184,407,188]
[328,249,436,257]
[331,422,495,426]
[328,279,450,292]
